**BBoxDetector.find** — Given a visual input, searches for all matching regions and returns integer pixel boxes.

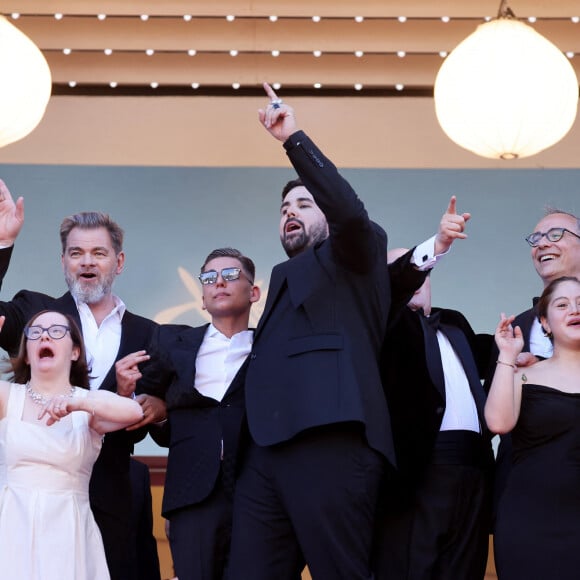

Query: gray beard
[65,272,114,305]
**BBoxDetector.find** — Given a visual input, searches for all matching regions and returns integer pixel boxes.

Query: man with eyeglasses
[0,181,166,580]
[492,207,580,528]
[149,247,260,580]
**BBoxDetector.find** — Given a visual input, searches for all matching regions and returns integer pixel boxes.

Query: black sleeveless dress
[494,384,580,579]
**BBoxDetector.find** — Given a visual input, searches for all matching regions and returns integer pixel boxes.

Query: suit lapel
[55,293,82,323]
[99,310,149,392]
[255,263,286,338]
[172,324,207,387]
[419,314,446,398]
[223,347,251,398]
[521,304,538,353]
[166,324,250,406]
[256,247,332,340]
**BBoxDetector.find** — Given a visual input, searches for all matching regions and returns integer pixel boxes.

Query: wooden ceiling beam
[14,17,580,53]
[46,52,442,87]
[2,0,580,18]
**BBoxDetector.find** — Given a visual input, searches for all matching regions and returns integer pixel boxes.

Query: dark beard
[282,230,307,258]
[281,222,328,258]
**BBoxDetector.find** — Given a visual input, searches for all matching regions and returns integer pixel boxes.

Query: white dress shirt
[194,324,254,402]
[76,296,125,390]
[436,330,481,433]
[529,316,553,359]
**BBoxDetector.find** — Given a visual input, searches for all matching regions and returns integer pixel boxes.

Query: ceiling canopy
[1,0,579,95]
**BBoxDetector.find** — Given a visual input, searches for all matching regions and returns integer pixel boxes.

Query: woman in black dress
[485,276,580,579]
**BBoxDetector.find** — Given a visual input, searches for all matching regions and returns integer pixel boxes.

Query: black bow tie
[422,310,441,330]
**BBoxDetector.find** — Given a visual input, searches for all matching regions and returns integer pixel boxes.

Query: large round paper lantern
[0,16,52,147]
[434,17,579,160]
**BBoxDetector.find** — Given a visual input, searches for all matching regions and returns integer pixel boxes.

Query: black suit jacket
[150,324,248,517]
[0,245,160,523]
[513,305,537,352]
[244,131,425,465]
[382,306,494,499]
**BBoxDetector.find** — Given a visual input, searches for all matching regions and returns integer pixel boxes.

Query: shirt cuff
[411,235,449,271]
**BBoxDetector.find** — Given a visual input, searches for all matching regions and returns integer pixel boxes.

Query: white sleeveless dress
[0,383,110,579]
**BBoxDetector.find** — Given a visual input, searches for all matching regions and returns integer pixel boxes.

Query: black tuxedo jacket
[244,131,425,466]
[150,323,248,517]
[0,245,160,523]
[382,306,494,497]
[514,305,536,351]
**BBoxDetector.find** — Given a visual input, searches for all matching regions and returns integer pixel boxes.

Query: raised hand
[258,82,298,142]
[495,313,524,361]
[434,195,471,255]
[0,180,24,247]
[115,350,150,398]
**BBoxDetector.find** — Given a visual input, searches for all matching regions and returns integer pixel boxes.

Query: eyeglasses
[525,227,580,247]
[198,267,252,285]
[24,324,70,340]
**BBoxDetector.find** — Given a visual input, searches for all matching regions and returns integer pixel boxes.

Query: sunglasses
[198,267,252,285]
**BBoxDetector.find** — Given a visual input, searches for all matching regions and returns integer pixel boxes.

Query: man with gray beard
[0,179,166,580]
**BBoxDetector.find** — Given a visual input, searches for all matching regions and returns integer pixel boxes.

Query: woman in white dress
[0,310,143,580]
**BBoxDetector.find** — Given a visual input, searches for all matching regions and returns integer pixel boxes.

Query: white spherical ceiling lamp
[434,2,579,160]
[0,15,52,147]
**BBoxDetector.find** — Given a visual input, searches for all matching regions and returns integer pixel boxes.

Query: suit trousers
[375,432,491,580]
[227,423,385,580]
[93,506,131,580]
[169,476,233,580]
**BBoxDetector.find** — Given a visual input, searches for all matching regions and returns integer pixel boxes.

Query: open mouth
[80,272,97,279]
[285,220,301,234]
[39,346,54,358]
[539,254,557,263]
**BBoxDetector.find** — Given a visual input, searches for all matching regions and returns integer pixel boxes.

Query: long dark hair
[12,310,91,389]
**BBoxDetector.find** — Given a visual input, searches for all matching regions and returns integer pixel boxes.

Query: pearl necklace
[25,382,75,407]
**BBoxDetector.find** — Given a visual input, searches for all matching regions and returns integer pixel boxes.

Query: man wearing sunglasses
[492,208,580,530]
[0,183,165,580]
[226,84,468,580]
[149,247,260,580]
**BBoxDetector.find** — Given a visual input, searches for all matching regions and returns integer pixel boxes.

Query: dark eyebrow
[281,197,314,210]
[67,246,109,253]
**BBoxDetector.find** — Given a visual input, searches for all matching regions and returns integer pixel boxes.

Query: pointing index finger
[446,195,457,215]
[262,82,278,101]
